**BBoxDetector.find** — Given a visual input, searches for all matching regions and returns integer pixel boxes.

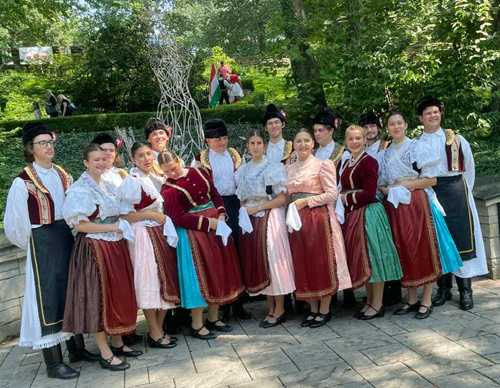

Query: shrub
[0,105,265,135]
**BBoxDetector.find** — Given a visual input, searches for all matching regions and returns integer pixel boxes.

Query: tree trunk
[490,0,500,113]
[279,0,326,123]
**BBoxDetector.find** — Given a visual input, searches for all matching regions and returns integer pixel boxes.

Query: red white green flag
[209,63,221,107]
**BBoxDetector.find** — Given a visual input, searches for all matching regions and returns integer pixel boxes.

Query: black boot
[66,334,100,363]
[284,294,294,315]
[456,276,474,311]
[343,290,357,308]
[432,273,453,307]
[294,300,310,315]
[329,293,338,313]
[383,281,402,306]
[163,310,181,335]
[232,298,251,320]
[42,345,80,380]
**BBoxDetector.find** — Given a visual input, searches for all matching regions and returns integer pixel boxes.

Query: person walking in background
[45,89,58,117]
[57,94,73,117]
[218,61,230,80]
[219,77,230,105]
[229,70,244,102]
[33,101,42,120]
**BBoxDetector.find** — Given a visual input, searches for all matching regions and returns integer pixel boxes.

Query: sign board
[18,47,53,64]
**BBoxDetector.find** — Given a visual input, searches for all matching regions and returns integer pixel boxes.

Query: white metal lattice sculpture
[147,32,204,162]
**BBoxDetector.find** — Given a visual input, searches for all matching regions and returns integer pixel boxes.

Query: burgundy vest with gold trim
[17,164,72,225]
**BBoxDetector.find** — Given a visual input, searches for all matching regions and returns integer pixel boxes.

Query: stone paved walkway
[3,278,500,388]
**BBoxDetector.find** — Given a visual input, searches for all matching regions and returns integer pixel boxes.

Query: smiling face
[293,131,314,160]
[131,145,154,174]
[84,150,107,176]
[247,135,265,159]
[313,124,334,147]
[419,106,442,133]
[387,114,408,142]
[160,159,184,180]
[363,123,379,142]
[206,136,228,153]
[31,134,55,164]
[148,129,169,153]
[265,118,285,141]
[99,142,116,169]
[345,127,366,156]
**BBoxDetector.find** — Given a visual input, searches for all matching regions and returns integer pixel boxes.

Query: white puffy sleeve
[413,140,441,179]
[377,150,390,187]
[4,178,31,250]
[234,164,246,188]
[460,135,475,189]
[264,162,287,195]
[116,176,142,214]
[63,187,97,227]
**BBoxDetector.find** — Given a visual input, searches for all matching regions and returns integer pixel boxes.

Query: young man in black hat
[262,104,293,164]
[417,95,487,310]
[358,111,389,158]
[4,122,99,380]
[312,107,349,168]
[192,119,251,321]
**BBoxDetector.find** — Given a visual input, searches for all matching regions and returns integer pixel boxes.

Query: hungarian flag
[209,63,221,107]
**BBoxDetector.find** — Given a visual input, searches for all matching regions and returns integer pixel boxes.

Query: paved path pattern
[2,279,500,388]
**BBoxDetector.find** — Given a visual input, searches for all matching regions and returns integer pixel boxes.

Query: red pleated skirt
[239,211,271,294]
[63,234,137,336]
[187,207,245,305]
[288,205,338,300]
[342,207,372,289]
[384,189,442,288]
[147,225,181,304]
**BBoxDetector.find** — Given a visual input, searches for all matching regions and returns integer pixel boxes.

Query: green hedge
[0,104,264,134]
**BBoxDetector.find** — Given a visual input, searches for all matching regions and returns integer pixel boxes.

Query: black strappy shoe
[359,305,385,320]
[109,345,143,358]
[99,355,130,371]
[190,326,217,340]
[309,312,332,328]
[415,304,433,320]
[393,301,420,316]
[147,333,177,349]
[262,313,287,328]
[301,313,318,327]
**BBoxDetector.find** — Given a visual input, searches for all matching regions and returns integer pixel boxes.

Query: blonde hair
[345,124,365,138]
[158,149,180,165]
[57,94,67,102]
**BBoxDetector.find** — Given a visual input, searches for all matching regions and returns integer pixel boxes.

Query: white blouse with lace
[63,171,123,241]
[234,157,287,217]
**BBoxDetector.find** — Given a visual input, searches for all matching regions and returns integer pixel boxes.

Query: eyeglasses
[32,140,56,148]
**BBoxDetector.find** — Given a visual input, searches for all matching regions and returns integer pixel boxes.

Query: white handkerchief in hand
[239,207,253,234]
[286,203,302,233]
[216,220,232,246]
[335,199,345,224]
[118,220,135,242]
[163,216,179,248]
[387,186,412,209]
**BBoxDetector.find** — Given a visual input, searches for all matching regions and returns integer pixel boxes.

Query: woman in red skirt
[63,144,140,371]
[285,128,352,328]
[159,149,245,340]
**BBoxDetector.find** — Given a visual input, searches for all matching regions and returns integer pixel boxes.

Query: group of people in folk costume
[4,94,487,379]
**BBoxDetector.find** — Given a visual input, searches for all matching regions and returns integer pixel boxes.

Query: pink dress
[286,156,352,298]
[235,159,296,296]
[117,170,178,310]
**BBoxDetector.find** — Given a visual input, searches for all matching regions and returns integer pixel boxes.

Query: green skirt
[365,202,403,283]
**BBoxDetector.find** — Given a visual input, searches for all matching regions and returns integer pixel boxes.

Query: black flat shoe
[163,334,178,342]
[393,301,421,316]
[415,304,433,319]
[190,326,217,340]
[432,289,452,307]
[109,345,143,358]
[260,315,273,327]
[309,312,332,328]
[205,319,233,332]
[147,334,177,349]
[354,304,369,319]
[99,355,130,371]
[262,313,287,328]
[301,313,317,327]
[359,305,385,320]
[122,333,143,346]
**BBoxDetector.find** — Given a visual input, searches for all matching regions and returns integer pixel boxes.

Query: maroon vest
[17,164,72,225]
